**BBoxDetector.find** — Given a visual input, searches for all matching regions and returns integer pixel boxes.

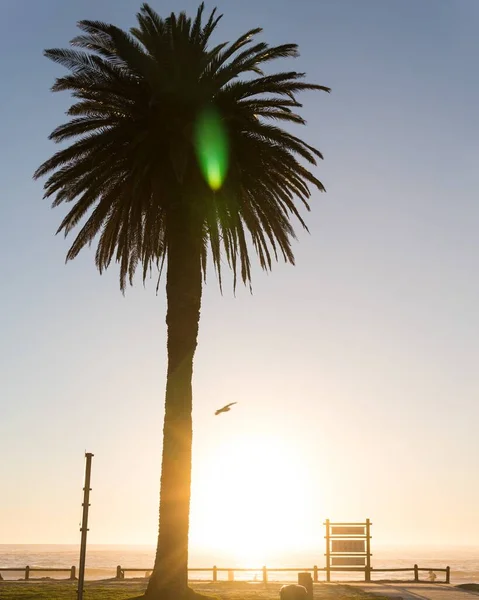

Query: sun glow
[190,434,317,566]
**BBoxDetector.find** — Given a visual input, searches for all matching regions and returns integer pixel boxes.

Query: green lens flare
[194,107,229,191]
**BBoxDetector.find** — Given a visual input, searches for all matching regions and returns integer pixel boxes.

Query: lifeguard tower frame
[324,519,372,582]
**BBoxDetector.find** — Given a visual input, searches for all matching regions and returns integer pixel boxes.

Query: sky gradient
[1,0,479,554]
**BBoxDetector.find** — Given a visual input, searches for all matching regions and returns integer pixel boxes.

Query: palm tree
[34,4,329,599]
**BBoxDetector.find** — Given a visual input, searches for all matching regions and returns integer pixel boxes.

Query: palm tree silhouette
[34,4,329,599]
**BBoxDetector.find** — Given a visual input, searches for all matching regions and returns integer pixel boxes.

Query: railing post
[365,518,371,582]
[414,564,419,582]
[262,566,268,584]
[25,566,30,581]
[70,566,76,580]
[213,565,217,582]
[446,566,450,584]
[325,519,331,583]
[228,569,234,582]
[116,565,123,580]
[313,565,318,583]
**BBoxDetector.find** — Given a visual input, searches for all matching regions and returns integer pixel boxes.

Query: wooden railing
[0,564,450,584]
[373,565,450,584]
[0,566,76,580]
[115,564,450,584]
[116,565,316,583]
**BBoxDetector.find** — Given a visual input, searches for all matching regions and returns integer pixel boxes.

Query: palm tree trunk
[146,213,202,600]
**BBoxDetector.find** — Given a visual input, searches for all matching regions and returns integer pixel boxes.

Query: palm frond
[35,3,329,291]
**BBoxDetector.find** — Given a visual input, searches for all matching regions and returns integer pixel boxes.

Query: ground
[348,583,479,600]
[457,586,479,593]
[0,580,386,600]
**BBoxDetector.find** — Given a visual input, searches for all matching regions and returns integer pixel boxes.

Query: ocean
[0,545,478,584]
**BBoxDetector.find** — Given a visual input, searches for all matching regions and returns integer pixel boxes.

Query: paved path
[350,583,479,600]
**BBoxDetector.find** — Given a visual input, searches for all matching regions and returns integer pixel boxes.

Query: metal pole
[325,519,331,582]
[365,518,371,582]
[78,452,94,600]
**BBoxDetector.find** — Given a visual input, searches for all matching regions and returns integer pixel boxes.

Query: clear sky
[1,0,479,557]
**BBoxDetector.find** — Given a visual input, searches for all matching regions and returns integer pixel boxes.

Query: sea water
[0,545,477,583]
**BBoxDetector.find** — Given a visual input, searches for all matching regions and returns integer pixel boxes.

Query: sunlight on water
[1,545,479,582]
[194,106,229,190]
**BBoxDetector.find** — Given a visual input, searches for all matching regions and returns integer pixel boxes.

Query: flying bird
[215,402,237,416]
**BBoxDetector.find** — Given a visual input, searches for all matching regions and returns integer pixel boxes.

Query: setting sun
[189,434,317,565]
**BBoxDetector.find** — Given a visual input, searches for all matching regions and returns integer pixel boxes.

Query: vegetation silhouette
[34,3,329,600]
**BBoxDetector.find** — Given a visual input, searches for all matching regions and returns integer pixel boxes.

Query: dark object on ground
[280,583,308,600]
[298,572,313,600]
[457,584,479,592]
[214,402,237,415]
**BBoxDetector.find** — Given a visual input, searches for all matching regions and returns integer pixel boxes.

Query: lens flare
[194,107,229,191]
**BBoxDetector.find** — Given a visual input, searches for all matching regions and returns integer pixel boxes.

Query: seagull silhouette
[215,402,237,416]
